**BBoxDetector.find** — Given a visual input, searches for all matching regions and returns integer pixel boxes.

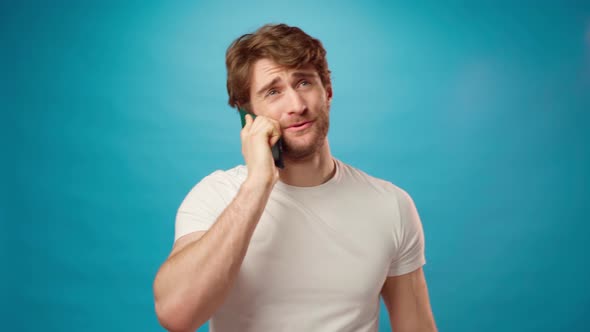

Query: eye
[266,88,279,97]
[298,80,311,88]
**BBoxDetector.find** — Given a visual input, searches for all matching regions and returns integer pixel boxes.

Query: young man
[154,24,437,332]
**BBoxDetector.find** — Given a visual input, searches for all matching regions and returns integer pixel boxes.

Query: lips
[289,121,309,128]
[285,120,313,132]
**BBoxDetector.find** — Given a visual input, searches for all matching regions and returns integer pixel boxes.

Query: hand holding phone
[239,108,285,169]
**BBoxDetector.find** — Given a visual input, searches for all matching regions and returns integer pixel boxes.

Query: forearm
[154,179,273,332]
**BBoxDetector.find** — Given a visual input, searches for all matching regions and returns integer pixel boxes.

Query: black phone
[238,108,285,169]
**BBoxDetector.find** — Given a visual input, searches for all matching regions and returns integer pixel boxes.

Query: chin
[283,134,326,160]
[283,116,329,160]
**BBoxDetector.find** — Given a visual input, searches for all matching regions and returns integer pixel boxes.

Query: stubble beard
[282,105,330,161]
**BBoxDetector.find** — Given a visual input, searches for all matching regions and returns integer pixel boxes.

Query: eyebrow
[255,71,318,97]
[292,71,317,79]
[256,77,281,97]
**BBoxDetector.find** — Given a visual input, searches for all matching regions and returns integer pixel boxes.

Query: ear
[326,85,333,103]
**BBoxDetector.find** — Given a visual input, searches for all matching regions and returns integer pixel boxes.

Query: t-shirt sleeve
[388,188,426,276]
[174,171,235,242]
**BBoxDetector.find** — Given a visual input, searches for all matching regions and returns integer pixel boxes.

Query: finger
[268,117,282,136]
[241,114,253,140]
[249,116,281,145]
[268,122,282,146]
[269,134,281,147]
[244,113,253,130]
[249,114,267,134]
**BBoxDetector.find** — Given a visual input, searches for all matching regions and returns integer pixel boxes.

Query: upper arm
[381,267,437,332]
[388,187,426,276]
[168,231,208,259]
[175,172,236,241]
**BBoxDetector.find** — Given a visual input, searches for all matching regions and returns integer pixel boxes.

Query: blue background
[4,1,590,331]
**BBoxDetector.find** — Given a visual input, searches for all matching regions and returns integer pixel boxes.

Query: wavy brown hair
[226,24,331,112]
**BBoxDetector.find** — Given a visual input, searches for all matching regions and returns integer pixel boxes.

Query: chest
[232,191,398,307]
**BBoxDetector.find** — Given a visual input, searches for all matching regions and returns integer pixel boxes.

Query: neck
[278,140,335,187]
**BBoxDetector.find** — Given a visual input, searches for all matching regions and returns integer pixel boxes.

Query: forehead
[250,58,317,87]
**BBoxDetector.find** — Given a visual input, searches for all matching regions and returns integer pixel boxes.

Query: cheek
[265,98,289,118]
[269,106,287,121]
[308,92,326,110]
[252,102,275,119]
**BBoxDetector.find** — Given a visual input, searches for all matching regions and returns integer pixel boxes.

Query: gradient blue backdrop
[4,1,590,331]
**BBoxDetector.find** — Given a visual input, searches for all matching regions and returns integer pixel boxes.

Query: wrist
[242,176,275,195]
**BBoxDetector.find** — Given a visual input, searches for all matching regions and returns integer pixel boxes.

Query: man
[154,23,437,332]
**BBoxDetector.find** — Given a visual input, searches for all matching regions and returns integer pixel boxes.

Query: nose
[285,87,306,115]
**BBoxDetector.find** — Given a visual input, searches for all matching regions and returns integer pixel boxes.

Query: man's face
[248,58,333,160]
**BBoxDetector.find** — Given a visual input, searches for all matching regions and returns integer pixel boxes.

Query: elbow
[155,297,207,332]
[154,278,210,332]
[153,279,193,332]
[153,269,213,332]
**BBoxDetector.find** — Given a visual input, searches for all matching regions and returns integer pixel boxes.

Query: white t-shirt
[175,158,426,332]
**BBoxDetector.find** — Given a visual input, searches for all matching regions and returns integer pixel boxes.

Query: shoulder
[196,164,248,189]
[181,165,247,203]
[336,159,410,199]
[335,160,420,230]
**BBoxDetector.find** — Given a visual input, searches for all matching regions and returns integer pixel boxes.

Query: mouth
[285,120,313,132]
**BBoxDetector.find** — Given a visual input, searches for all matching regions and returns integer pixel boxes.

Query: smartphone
[238,108,285,169]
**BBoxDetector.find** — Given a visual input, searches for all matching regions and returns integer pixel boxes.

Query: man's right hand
[240,114,281,187]
[155,116,282,331]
